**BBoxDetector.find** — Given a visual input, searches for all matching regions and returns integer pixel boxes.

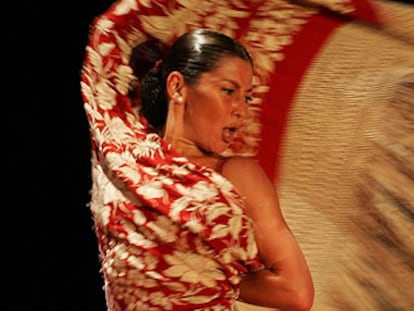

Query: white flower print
[164,163,191,177]
[106,117,135,144]
[228,215,243,240]
[96,17,115,33]
[128,231,157,248]
[132,134,163,159]
[221,246,247,265]
[115,64,134,95]
[185,217,205,234]
[137,180,166,199]
[164,251,225,287]
[148,291,174,310]
[117,164,142,184]
[205,202,232,224]
[98,41,116,57]
[126,269,159,287]
[210,173,235,196]
[94,164,128,205]
[177,181,219,202]
[113,0,138,15]
[147,215,179,243]
[169,196,193,221]
[96,80,118,110]
[132,209,146,226]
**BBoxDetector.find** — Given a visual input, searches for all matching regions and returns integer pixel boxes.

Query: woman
[81,1,314,310]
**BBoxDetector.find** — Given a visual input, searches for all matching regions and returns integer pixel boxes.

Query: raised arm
[221,156,314,311]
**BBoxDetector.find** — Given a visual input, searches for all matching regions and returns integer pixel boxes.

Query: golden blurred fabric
[237,0,414,310]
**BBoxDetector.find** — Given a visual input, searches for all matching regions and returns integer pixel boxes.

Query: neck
[172,137,224,169]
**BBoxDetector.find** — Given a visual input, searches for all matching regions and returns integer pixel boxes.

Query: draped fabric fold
[80,0,410,310]
[80,1,267,310]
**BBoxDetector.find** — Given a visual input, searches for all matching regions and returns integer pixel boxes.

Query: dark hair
[131,29,253,129]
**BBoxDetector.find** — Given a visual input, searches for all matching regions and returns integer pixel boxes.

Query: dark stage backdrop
[7,1,112,310]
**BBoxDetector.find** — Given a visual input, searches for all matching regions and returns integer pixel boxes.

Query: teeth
[223,128,235,143]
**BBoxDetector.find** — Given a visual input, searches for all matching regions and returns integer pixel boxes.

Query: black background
[6,0,413,310]
[7,1,112,310]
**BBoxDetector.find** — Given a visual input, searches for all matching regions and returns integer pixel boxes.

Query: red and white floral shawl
[80,0,381,310]
[80,1,267,310]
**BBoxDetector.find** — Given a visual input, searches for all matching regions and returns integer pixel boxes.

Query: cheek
[187,110,221,134]
[186,90,231,129]
[187,94,219,121]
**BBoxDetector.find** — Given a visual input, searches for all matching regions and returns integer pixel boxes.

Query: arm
[81,0,187,140]
[221,157,314,311]
[81,0,185,197]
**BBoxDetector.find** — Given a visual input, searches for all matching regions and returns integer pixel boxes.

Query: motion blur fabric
[81,0,414,310]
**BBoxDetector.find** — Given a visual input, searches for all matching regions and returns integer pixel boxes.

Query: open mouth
[223,127,237,144]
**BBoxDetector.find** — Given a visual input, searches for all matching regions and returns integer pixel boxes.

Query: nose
[232,97,248,120]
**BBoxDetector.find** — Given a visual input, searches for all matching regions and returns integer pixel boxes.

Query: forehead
[201,56,253,87]
[213,55,252,73]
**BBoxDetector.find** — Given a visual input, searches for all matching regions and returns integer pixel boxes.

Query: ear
[166,71,187,104]
[163,71,187,147]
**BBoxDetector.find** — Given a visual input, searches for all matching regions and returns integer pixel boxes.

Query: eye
[222,87,235,96]
[244,96,253,104]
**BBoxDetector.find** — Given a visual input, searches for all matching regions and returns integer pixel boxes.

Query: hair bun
[130,39,168,80]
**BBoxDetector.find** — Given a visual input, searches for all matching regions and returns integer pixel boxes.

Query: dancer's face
[183,56,253,155]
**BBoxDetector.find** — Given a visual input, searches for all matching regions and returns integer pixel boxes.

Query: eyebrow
[224,79,253,93]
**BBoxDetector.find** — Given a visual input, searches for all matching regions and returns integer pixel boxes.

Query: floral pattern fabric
[80,0,379,310]
[81,1,267,310]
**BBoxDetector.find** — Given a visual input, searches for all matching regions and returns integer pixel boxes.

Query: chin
[201,140,229,156]
[214,143,230,155]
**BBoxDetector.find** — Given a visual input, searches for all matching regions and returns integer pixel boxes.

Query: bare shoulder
[220,156,272,195]
[221,155,262,174]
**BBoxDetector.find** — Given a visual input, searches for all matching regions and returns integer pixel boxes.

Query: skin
[163,56,314,310]
[164,56,252,169]
[223,158,314,310]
